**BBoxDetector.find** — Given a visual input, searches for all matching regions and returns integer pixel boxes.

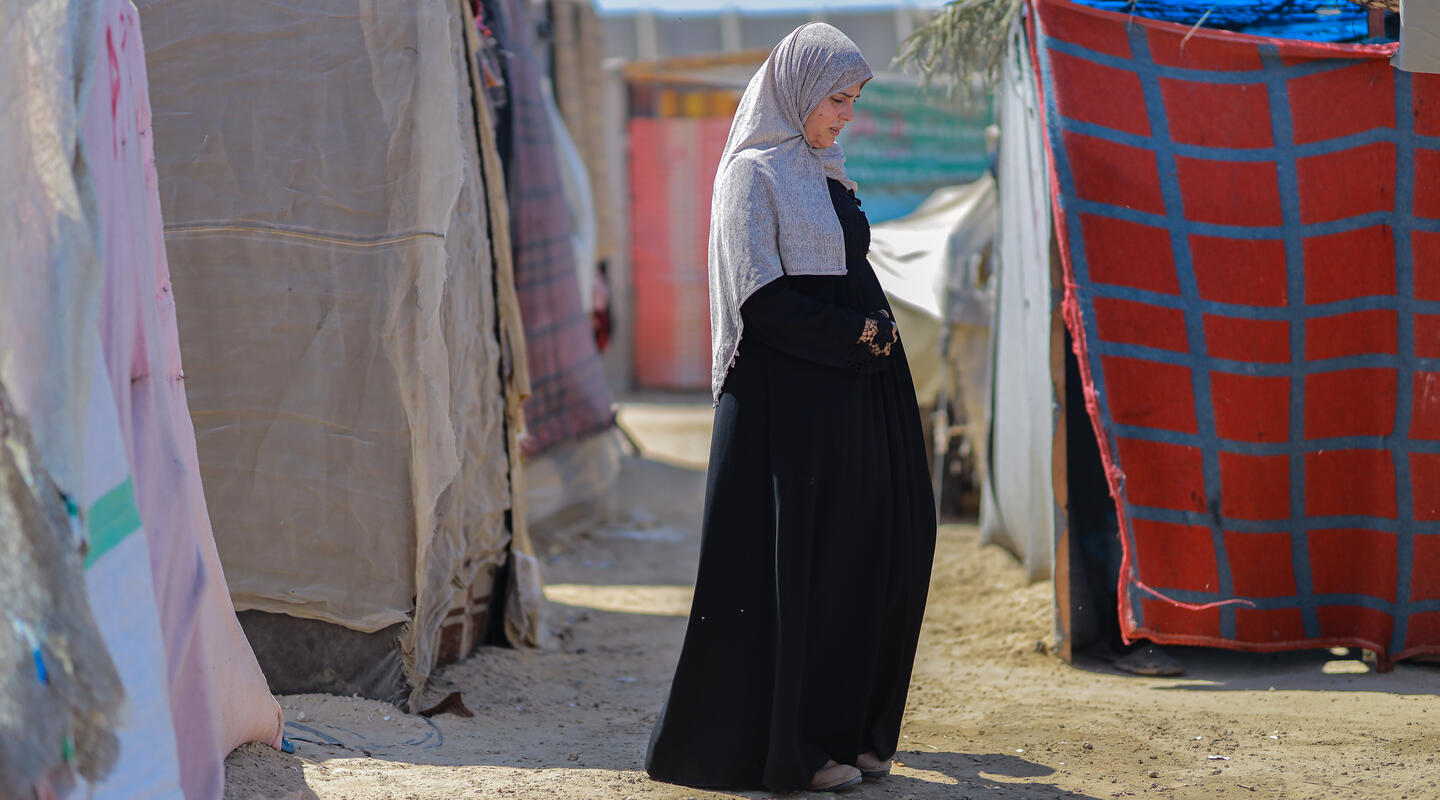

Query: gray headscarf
[708,23,873,403]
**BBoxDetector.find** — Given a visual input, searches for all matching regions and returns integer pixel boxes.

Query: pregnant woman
[644,22,938,794]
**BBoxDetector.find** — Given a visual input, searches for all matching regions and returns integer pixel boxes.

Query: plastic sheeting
[1072,1,1372,41]
[137,0,519,702]
[1395,0,1440,73]
[979,22,1059,582]
[869,177,997,410]
[0,0,102,502]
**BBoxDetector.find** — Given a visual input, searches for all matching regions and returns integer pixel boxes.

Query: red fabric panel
[1414,315,1440,358]
[1203,315,1290,364]
[1040,0,1132,58]
[1409,535,1440,600]
[1036,0,1429,659]
[1063,131,1166,215]
[1308,529,1399,602]
[1114,437,1206,512]
[1189,235,1288,306]
[1081,214,1179,293]
[1414,231,1440,300]
[1404,612,1440,650]
[1093,297,1189,352]
[1405,231,1440,299]
[1145,28,1262,71]
[1050,50,1151,136]
[1302,226,1396,304]
[1100,356,1197,433]
[1415,149,1440,219]
[1132,520,1219,593]
[1304,310,1398,360]
[1303,368,1396,439]
[1304,449,1397,519]
[1411,373,1440,440]
[1175,156,1283,226]
[1287,62,1394,146]
[1161,79,1272,149]
[1225,532,1298,597]
[1236,608,1307,644]
[1409,453,1440,521]
[1210,372,1288,443]
[1140,598,1220,639]
[1316,605,1394,650]
[1412,73,1440,136]
[1296,142,1396,224]
[1218,452,1290,520]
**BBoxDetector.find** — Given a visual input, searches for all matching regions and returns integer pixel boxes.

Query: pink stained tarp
[79,2,284,797]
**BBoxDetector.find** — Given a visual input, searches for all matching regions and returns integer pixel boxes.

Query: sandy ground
[226,398,1440,800]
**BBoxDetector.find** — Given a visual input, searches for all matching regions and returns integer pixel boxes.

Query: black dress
[645,178,937,792]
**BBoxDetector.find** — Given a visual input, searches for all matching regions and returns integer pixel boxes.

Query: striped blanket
[1032,0,1440,660]
[490,0,614,454]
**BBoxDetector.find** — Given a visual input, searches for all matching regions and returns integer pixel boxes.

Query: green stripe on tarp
[83,477,141,569]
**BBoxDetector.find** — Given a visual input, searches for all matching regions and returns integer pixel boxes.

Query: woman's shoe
[855,751,892,778]
[808,760,863,792]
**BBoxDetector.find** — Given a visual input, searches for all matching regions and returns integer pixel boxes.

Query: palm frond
[892,0,1024,101]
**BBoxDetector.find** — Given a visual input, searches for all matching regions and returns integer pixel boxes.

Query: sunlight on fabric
[544,584,695,617]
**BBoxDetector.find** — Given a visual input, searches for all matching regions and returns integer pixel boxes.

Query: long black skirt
[645,270,937,791]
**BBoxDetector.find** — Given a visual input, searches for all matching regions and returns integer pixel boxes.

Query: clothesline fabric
[1031,0,1440,661]
[488,0,615,455]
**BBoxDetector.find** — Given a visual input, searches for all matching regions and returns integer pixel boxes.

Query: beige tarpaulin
[139,0,527,699]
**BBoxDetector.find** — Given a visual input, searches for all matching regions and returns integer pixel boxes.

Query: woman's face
[803,80,867,149]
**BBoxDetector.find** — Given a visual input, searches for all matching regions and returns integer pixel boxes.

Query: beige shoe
[855,751,892,778]
[808,760,862,792]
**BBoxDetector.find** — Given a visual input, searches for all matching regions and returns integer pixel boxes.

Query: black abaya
[645,179,937,792]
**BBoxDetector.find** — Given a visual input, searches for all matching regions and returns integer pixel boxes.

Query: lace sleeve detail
[857,311,895,357]
[852,310,896,363]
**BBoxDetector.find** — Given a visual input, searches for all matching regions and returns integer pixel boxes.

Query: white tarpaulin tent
[976,23,1060,583]
[869,175,997,414]
[1395,0,1440,73]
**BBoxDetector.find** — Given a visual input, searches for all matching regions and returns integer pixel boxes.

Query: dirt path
[226,400,1440,800]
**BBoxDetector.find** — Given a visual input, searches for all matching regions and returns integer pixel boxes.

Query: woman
[644,23,937,794]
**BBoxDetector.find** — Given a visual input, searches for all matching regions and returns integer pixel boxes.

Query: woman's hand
[878,309,899,342]
[860,311,898,356]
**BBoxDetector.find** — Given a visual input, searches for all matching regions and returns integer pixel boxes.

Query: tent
[867,177,998,509]
[136,0,540,707]
[986,0,1440,667]
[2,0,283,795]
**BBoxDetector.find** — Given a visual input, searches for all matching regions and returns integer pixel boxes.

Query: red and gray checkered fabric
[1032,0,1440,659]
[492,0,614,455]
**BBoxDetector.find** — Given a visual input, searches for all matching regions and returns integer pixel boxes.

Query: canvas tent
[136,0,540,707]
[987,0,1440,667]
